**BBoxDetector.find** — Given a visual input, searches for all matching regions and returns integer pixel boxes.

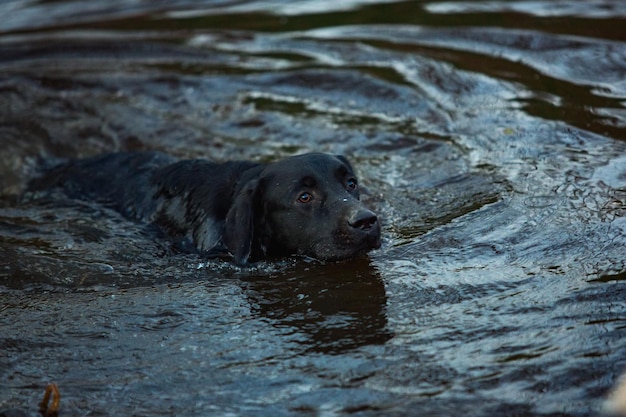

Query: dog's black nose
[349,209,378,231]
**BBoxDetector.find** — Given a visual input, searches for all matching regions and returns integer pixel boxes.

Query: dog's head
[224,153,381,264]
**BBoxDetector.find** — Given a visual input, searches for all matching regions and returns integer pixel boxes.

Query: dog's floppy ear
[224,179,259,265]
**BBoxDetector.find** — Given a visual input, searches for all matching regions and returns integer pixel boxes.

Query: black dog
[28,152,381,264]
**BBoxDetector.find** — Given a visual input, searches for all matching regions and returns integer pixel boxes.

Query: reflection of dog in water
[243,258,391,353]
[28,151,381,264]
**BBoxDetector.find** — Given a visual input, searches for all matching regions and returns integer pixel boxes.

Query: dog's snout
[349,209,378,231]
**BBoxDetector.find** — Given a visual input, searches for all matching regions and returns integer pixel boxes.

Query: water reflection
[243,258,391,354]
[1,0,626,415]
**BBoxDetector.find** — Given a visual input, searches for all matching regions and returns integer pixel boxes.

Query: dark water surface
[1,1,626,416]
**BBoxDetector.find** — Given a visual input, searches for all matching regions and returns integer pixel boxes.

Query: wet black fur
[27,151,381,264]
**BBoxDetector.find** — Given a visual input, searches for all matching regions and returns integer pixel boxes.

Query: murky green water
[1,1,625,416]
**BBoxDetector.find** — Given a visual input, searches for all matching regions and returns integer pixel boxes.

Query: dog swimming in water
[27,152,381,265]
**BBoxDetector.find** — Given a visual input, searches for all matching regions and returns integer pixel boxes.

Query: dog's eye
[298,192,313,203]
[347,178,358,190]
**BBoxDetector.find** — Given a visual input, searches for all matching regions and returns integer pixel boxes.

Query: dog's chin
[306,234,382,262]
[311,247,374,262]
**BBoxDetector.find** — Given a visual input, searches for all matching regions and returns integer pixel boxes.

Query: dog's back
[28,151,177,219]
[27,151,262,255]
